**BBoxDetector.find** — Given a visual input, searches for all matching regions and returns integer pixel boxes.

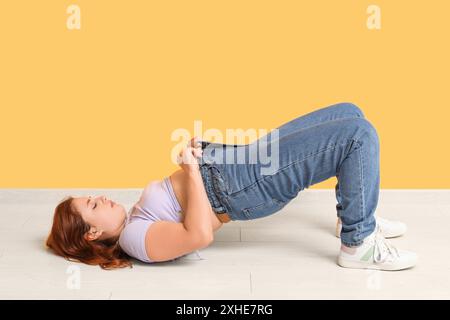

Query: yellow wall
[1,1,449,188]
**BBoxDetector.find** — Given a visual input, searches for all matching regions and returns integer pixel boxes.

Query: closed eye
[93,203,97,209]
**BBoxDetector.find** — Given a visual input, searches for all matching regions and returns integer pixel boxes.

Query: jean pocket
[242,198,286,220]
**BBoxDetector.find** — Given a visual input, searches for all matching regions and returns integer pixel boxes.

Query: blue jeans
[199,102,379,247]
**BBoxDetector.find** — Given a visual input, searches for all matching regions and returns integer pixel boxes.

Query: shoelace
[373,225,400,263]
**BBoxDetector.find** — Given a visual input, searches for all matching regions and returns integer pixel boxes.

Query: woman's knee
[353,118,379,145]
[334,102,365,118]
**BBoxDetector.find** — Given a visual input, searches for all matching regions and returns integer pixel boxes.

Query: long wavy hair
[46,196,132,270]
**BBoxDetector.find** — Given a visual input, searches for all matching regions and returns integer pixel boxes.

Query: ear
[84,227,103,241]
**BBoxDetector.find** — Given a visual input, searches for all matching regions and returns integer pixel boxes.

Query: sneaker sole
[337,256,417,271]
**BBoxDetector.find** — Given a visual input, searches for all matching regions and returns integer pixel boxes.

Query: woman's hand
[188,136,202,148]
[177,145,203,174]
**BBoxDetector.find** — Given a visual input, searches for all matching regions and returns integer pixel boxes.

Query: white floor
[1,189,449,299]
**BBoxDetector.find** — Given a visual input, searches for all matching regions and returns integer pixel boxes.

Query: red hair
[46,196,132,270]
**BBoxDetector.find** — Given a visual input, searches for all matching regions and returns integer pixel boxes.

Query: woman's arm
[187,137,223,232]
[183,170,214,242]
[178,146,214,242]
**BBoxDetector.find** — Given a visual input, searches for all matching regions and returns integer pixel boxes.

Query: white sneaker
[336,216,407,239]
[337,226,418,271]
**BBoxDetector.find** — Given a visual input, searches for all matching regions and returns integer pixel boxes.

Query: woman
[46,102,417,270]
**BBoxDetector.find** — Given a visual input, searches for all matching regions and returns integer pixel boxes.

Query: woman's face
[71,195,127,241]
